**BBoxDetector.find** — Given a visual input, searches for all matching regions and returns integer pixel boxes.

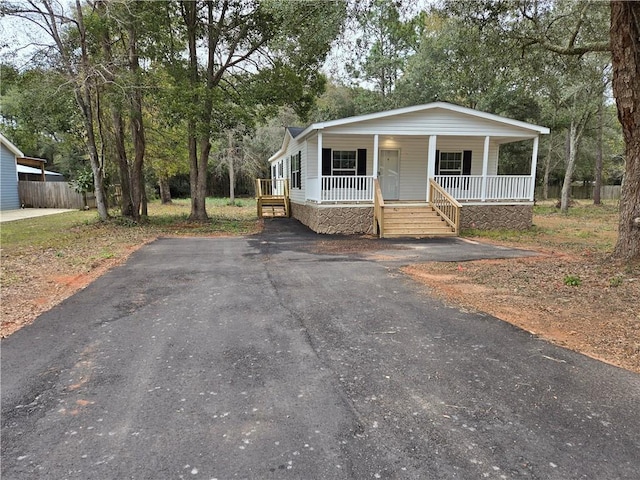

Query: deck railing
[434,175,532,201]
[255,178,289,198]
[429,179,461,234]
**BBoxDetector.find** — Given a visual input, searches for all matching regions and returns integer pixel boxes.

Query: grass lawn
[1,198,260,337]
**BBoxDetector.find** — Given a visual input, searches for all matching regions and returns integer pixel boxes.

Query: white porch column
[317,132,323,202]
[529,136,539,201]
[373,134,379,178]
[481,135,490,202]
[426,135,437,201]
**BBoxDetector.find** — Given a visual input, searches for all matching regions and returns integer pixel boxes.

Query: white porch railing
[434,175,532,201]
[317,175,374,202]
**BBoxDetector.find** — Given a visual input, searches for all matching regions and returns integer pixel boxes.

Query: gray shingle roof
[286,127,305,138]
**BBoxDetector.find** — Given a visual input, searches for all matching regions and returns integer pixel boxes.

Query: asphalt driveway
[2,221,639,479]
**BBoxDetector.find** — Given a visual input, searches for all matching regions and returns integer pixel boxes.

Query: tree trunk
[141,175,148,217]
[159,177,172,204]
[97,4,134,218]
[594,97,604,205]
[611,1,640,262]
[182,0,209,222]
[112,109,134,216]
[75,0,108,220]
[560,120,578,213]
[128,18,146,221]
[228,157,235,204]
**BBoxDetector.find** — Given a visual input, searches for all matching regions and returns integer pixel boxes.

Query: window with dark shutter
[462,150,472,176]
[291,151,301,189]
[322,148,332,176]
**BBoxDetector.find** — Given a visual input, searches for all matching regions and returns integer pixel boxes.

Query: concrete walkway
[0,208,76,223]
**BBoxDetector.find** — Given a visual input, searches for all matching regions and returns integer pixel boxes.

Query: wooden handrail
[429,179,461,234]
[373,178,385,237]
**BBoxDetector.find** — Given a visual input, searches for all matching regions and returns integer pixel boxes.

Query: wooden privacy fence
[537,185,621,201]
[19,181,96,209]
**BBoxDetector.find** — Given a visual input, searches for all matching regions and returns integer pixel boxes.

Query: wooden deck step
[257,195,290,218]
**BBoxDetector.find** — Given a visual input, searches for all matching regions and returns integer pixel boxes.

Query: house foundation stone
[460,204,533,230]
[291,202,374,235]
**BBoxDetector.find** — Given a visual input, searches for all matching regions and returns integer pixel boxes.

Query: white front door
[379,149,400,200]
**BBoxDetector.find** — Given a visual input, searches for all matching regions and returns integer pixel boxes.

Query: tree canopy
[1,0,637,260]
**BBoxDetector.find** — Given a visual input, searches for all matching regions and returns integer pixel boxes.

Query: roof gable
[297,102,549,138]
[269,126,305,163]
[0,133,24,158]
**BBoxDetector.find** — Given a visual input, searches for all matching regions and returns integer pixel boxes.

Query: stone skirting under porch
[290,201,533,235]
[290,202,374,235]
[459,203,533,230]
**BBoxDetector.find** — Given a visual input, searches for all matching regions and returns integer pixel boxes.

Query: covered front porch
[305,133,539,205]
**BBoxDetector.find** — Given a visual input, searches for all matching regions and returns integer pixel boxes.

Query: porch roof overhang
[291,102,549,142]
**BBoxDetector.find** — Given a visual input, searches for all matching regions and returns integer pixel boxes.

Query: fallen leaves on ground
[403,253,640,373]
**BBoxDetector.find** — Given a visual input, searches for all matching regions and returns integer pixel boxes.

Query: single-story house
[264,102,549,237]
[0,132,23,211]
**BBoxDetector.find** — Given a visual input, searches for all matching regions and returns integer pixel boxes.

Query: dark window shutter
[357,149,367,176]
[322,148,331,190]
[463,150,472,175]
[435,150,440,175]
[322,148,332,176]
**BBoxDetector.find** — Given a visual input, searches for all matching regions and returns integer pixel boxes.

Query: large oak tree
[444,0,639,262]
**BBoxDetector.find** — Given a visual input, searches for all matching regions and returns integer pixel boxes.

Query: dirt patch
[1,242,151,338]
[403,253,640,373]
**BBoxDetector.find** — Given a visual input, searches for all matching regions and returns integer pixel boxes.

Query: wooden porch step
[261,206,288,218]
[384,212,441,220]
[385,206,436,214]
[383,227,456,237]
[257,197,290,218]
[379,203,456,237]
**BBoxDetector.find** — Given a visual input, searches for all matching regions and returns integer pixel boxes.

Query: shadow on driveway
[248,217,539,265]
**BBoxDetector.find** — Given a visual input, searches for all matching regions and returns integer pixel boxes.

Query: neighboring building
[0,133,23,211]
[17,162,65,182]
[265,102,549,236]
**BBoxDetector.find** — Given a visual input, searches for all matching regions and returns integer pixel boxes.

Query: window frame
[332,150,357,176]
[291,151,301,189]
[438,151,463,175]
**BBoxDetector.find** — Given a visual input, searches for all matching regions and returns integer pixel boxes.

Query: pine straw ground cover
[0,198,260,338]
[403,200,640,373]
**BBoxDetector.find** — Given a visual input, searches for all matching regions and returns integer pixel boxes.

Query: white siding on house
[307,135,507,201]
[435,137,500,175]
[271,104,545,204]
[1,143,20,210]
[325,108,539,138]
[306,136,318,178]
